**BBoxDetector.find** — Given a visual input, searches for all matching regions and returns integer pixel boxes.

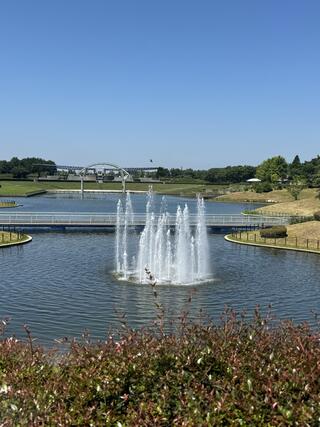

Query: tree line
[156,154,320,186]
[256,154,320,187]
[0,157,56,178]
[1,154,320,186]
[156,165,256,184]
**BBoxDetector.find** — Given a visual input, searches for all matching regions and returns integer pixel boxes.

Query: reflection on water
[0,194,319,345]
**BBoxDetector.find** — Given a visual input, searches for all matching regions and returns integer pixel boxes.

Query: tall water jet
[115,199,123,273]
[195,197,210,280]
[115,192,211,285]
[115,192,134,279]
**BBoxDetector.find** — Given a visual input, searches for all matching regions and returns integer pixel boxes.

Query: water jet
[115,191,211,285]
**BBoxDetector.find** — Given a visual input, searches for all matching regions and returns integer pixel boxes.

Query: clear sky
[1,0,320,168]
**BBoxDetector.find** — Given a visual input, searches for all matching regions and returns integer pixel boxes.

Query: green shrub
[314,211,320,221]
[254,182,273,193]
[260,225,287,238]
[0,309,320,425]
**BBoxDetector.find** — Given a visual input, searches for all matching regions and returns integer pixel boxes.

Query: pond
[1,193,319,345]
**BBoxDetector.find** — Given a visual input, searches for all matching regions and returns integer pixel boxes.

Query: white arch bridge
[36,162,158,193]
[0,213,290,231]
[79,163,132,194]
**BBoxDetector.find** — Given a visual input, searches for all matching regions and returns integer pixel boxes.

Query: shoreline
[224,234,320,255]
[0,190,47,198]
[0,235,32,248]
[47,189,148,194]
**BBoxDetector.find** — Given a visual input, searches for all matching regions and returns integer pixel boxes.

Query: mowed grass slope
[216,188,317,204]
[286,221,320,239]
[217,188,320,216]
[255,196,320,216]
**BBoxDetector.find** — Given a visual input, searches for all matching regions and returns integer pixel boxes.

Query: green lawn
[0,180,226,197]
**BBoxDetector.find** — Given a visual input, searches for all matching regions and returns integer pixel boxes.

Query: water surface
[1,194,318,345]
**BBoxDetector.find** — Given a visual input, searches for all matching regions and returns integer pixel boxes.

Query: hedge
[260,225,287,239]
[0,308,319,425]
[314,211,320,221]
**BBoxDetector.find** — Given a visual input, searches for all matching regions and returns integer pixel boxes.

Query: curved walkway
[224,234,320,255]
[0,235,32,248]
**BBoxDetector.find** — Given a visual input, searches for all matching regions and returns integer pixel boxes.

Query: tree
[2,157,56,177]
[298,155,320,185]
[312,173,320,187]
[286,176,306,200]
[156,167,170,178]
[292,155,301,166]
[256,156,288,183]
[205,165,256,184]
[288,155,302,179]
[0,160,10,174]
[11,165,28,179]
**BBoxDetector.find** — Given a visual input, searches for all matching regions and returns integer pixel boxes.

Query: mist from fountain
[115,191,211,285]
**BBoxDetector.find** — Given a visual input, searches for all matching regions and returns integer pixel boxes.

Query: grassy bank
[255,196,320,216]
[0,180,226,198]
[216,188,320,216]
[227,221,320,252]
[0,201,17,208]
[0,231,30,247]
[216,188,317,204]
[0,310,319,425]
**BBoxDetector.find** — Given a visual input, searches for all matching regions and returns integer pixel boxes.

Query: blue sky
[1,0,320,168]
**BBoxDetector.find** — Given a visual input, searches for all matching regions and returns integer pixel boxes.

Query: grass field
[0,180,226,197]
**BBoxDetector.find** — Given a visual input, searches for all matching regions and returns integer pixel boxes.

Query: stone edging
[0,235,32,248]
[224,234,320,255]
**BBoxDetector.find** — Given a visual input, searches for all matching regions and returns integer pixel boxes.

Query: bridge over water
[0,212,290,231]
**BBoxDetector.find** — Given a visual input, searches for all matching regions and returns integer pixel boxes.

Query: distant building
[246,178,261,183]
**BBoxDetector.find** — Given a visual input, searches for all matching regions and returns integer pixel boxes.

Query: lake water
[1,193,319,345]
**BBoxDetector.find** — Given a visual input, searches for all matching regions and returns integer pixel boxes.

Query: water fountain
[115,191,211,285]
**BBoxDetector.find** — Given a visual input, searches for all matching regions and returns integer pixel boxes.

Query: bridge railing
[0,212,290,226]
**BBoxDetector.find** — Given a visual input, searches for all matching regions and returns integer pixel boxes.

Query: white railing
[0,212,290,227]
